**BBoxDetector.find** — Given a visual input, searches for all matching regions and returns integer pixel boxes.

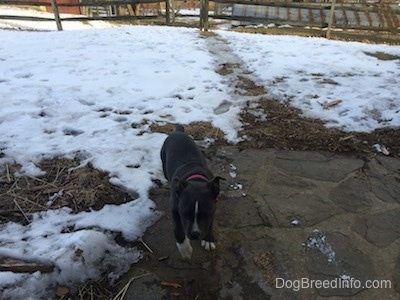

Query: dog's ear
[173,178,188,197]
[208,176,226,196]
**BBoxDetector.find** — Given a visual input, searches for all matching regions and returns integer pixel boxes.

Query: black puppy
[160,125,223,259]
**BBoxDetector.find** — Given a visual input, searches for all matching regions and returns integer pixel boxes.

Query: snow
[306,229,336,264]
[217,30,400,131]
[0,6,399,299]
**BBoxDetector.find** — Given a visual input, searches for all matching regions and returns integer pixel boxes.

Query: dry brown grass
[0,158,127,223]
[151,121,226,143]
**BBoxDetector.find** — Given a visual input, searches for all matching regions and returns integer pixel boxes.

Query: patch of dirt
[253,251,276,287]
[230,26,400,45]
[0,157,128,225]
[364,51,400,61]
[239,97,400,157]
[151,121,226,142]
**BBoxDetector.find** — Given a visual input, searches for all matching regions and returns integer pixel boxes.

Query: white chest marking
[193,201,200,232]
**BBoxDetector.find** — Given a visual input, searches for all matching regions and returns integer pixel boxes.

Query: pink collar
[185,174,218,203]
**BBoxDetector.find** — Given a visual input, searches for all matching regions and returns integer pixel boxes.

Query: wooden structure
[0,0,399,36]
[44,0,80,14]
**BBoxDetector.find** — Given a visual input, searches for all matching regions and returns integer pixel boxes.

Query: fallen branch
[0,258,54,273]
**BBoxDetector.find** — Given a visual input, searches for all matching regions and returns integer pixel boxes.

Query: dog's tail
[175,124,185,133]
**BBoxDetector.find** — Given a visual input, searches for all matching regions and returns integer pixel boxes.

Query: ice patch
[305,229,336,263]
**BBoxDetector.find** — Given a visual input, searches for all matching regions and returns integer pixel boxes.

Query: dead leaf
[323,100,342,109]
[75,248,83,257]
[74,248,85,264]
[56,286,69,296]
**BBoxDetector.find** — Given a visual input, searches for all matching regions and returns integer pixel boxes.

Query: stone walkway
[122,148,400,299]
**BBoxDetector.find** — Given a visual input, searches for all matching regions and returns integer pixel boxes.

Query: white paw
[176,238,193,259]
[201,240,216,251]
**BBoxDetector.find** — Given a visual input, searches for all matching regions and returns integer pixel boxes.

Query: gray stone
[263,193,340,227]
[275,151,364,182]
[394,254,400,293]
[276,151,331,162]
[353,208,400,247]
[120,148,400,300]
[232,149,272,173]
[376,156,400,173]
[306,231,376,297]
[329,177,373,212]
[216,195,268,228]
[265,170,316,189]
[368,172,400,203]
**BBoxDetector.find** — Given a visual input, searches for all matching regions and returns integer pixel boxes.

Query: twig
[8,193,47,210]
[322,99,342,109]
[339,135,355,142]
[160,281,182,288]
[27,175,58,187]
[140,239,153,254]
[214,127,220,139]
[53,166,67,184]
[6,176,20,193]
[6,164,11,183]
[0,208,44,216]
[260,129,275,137]
[112,273,151,300]
[12,197,30,223]
[29,184,62,192]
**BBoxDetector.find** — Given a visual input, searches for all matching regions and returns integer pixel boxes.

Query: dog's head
[174,176,224,240]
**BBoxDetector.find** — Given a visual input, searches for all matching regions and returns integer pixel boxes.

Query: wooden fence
[0,0,399,36]
[0,0,172,30]
[207,0,400,34]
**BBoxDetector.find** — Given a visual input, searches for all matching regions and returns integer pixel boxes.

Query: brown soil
[231,26,400,46]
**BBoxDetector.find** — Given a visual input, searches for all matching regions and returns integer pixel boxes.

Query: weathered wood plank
[0,258,54,273]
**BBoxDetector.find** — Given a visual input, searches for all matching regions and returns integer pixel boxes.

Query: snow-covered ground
[0,6,399,299]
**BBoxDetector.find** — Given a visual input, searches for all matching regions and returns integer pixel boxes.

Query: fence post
[50,0,63,31]
[165,0,170,24]
[326,0,336,39]
[200,0,209,31]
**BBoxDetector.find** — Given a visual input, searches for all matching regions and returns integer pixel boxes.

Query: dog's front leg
[201,222,216,251]
[172,210,193,259]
